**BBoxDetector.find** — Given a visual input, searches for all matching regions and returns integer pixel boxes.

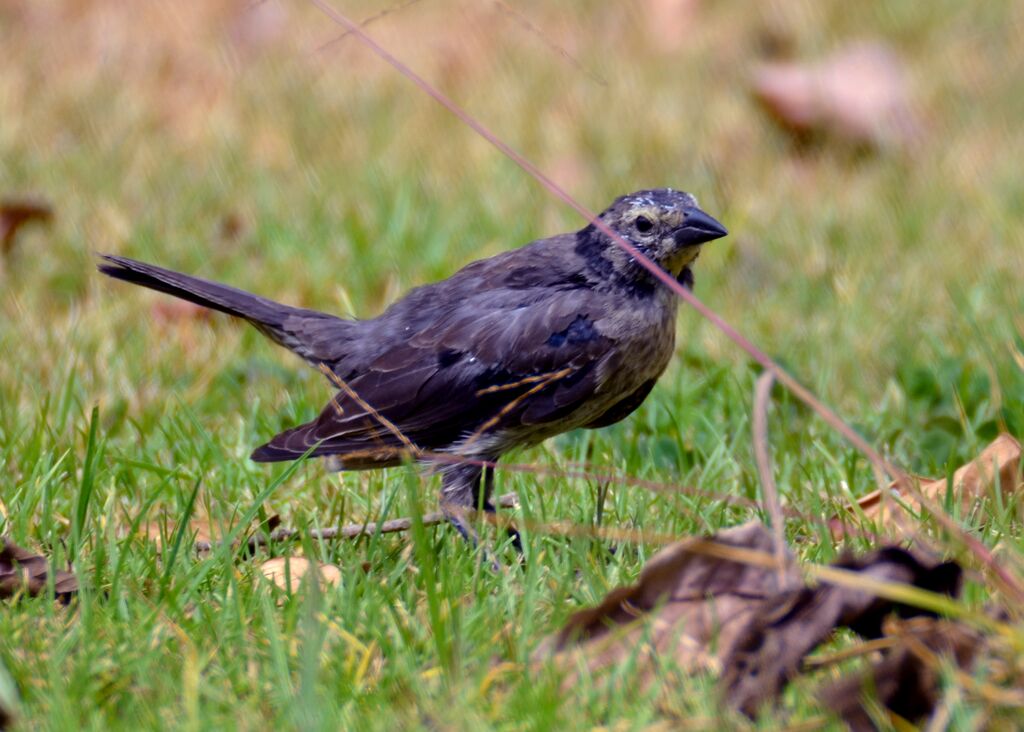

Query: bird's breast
[596,295,678,390]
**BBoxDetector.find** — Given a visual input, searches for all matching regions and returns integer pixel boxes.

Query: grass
[2,0,1024,728]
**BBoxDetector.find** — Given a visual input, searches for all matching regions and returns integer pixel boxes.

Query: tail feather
[98,254,292,325]
[98,253,355,367]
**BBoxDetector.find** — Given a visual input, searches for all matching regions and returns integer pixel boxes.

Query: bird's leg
[480,465,523,554]
[439,460,521,554]
[439,461,485,546]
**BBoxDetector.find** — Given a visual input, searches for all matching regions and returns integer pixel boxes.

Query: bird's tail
[98,254,296,323]
[97,254,353,366]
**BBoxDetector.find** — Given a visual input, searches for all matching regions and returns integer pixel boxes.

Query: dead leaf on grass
[752,43,920,149]
[0,538,78,602]
[260,557,342,593]
[0,198,53,256]
[538,522,965,725]
[536,522,801,682]
[819,617,981,731]
[832,433,1022,539]
[722,547,962,716]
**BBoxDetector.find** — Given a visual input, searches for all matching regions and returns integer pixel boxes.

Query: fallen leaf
[0,198,53,256]
[260,557,342,593]
[819,617,980,731]
[832,433,1022,539]
[0,538,78,602]
[752,43,920,149]
[538,522,964,725]
[536,522,801,683]
[722,547,962,716]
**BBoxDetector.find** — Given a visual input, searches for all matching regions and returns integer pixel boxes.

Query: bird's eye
[634,216,654,233]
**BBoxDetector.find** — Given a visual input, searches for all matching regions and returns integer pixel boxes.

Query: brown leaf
[536,522,801,683]
[260,557,341,593]
[538,522,963,723]
[0,538,78,602]
[832,433,1022,539]
[819,617,980,731]
[722,547,961,716]
[752,43,920,149]
[0,198,53,256]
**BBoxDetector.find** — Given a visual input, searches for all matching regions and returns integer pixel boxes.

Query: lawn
[2,1,1023,728]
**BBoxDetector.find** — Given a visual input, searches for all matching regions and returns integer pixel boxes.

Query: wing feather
[252,284,617,464]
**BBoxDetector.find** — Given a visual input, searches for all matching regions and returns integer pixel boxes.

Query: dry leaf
[536,522,801,683]
[752,43,920,149]
[538,522,963,724]
[832,433,1022,539]
[722,547,961,716]
[260,557,342,593]
[0,538,78,602]
[0,198,53,256]
[819,617,980,731]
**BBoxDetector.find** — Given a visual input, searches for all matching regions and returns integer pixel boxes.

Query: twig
[318,363,420,455]
[314,0,425,54]
[421,451,812,518]
[193,493,519,552]
[752,371,790,589]
[465,367,572,446]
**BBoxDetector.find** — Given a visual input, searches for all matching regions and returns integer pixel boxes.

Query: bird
[98,189,727,546]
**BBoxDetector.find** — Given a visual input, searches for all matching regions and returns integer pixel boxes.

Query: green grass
[2,1,1024,728]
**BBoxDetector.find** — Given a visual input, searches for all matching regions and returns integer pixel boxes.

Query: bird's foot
[441,502,522,571]
[483,500,523,555]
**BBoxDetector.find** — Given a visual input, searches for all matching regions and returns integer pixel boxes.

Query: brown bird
[99,189,726,544]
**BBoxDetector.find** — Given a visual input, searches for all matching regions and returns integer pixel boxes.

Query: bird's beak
[674,208,728,248]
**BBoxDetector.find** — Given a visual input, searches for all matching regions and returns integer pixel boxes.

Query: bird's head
[577,189,728,292]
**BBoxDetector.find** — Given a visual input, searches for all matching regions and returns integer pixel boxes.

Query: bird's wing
[250,285,619,464]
